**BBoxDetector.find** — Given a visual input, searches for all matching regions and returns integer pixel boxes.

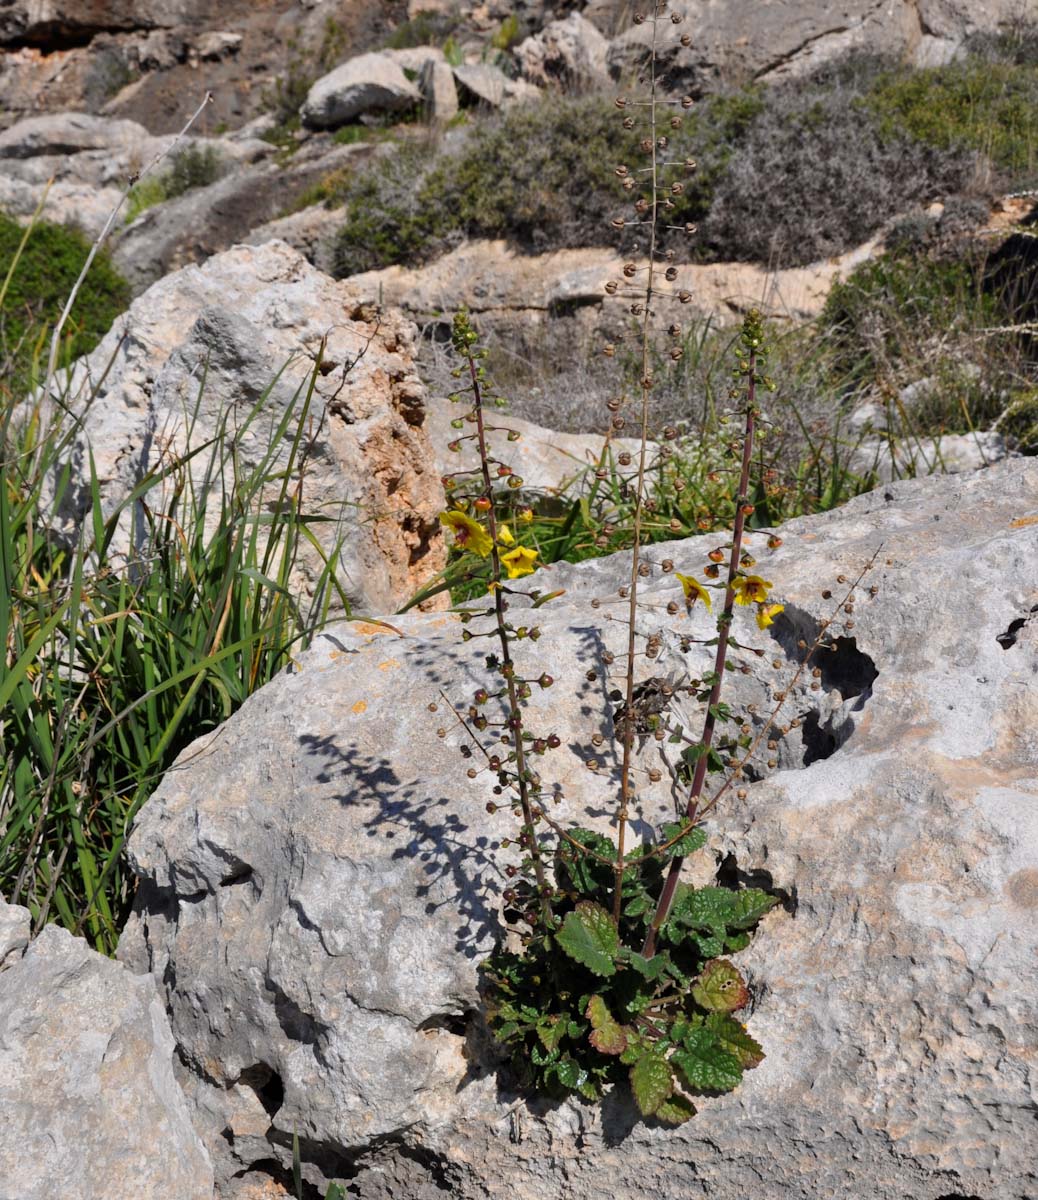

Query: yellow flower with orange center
[501,545,538,579]
[439,510,493,557]
[675,572,712,611]
[755,602,785,630]
[732,573,773,606]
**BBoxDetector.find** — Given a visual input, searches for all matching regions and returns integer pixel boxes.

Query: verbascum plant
[436,2,869,1123]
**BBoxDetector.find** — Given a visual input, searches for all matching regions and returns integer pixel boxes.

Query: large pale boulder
[600,0,1028,87]
[119,459,1038,1197]
[0,913,213,1199]
[515,12,610,87]
[300,52,421,129]
[53,241,446,615]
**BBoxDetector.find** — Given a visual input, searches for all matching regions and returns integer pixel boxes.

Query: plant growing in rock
[434,2,796,1123]
[435,1,870,1123]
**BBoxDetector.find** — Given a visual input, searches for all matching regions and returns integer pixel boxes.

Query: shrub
[330,90,764,272]
[703,80,975,265]
[0,211,130,398]
[125,143,223,222]
[866,58,1038,184]
[997,389,1038,453]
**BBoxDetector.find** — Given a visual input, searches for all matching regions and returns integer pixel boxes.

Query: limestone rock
[51,241,446,615]
[515,12,609,87]
[119,459,1038,1198]
[0,111,150,157]
[301,52,421,129]
[0,899,31,972]
[384,44,446,73]
[419,57,459,122]
[453,61,539,108]
[602,0,1026,89]
[853,430,1013,481]
[0,922,213,1199]
[344,235,882,337]
[426,395,647,495]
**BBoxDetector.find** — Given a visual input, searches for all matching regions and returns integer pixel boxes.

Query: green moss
[867,59,1038,181]
[0,211,130,396]
[997,389,1038,453]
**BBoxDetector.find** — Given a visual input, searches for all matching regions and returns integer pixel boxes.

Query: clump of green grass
[125,142,222,222]
[0,232,350,952]
[0,211,130,398]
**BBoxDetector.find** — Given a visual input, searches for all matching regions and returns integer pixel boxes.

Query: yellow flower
[732,573,773,606]
[498,524,515,546]
[755,602,784,630]
[501,545,538,579]
[518,508,534,523]
[675,572,712,611]
[439,510,493,557]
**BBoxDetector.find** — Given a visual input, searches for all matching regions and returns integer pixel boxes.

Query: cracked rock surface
[0,906,213,1200]
[48,240,446,616]
[118,459,1038,1198]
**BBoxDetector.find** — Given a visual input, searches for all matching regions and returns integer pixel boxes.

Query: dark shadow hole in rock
[801,707,847,766]
[239,1063,285,1119]
[267,1129,361,1194]
[934,1194,986,1200]
[272,986,326,1048]
[815,635,879,699]
[417,1011,470,1037]
[715,851,796,916]
[219,864,254,888]
[996,605,1038,649]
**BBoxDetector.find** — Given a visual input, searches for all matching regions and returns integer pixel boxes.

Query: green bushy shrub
[0,212,130,397]
[125,143,223,222]
[866,59,1038,183]
[330,90,767,274]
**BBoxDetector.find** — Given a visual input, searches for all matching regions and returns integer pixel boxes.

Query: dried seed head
[623,262,637,277]
[661,558,674,572]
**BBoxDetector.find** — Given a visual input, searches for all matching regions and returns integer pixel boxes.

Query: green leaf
[724,931,751,953]
[530,1041,560,1066]
[705,1012,765,1069]
[672,1028,743,1093]
[691,932,724,958]
[555,828,616,894]
[660,822,708,857]
[557,902,619,978]
[623,893,651,917]
[618,948,667,981]
[655,1093,697,1125]
[586,995,628,1055]
[726,888,780,930]
[692,959,750,1012]
[630,1052,674,1117]
[536,1015,568,1052]
[554,1057,582,1090]
[619,1035,648,1065]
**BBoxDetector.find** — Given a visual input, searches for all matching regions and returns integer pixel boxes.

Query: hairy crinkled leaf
[586,995,628,1055]
[554,1057,583,1090]
[536,1015,568,1052]
[623,893,651,918]
[706,1012,765,1069]
[630,1052,674,1117]
[655,1093,697,1125]
[672,1028,743,1093]
[691,931,725,959]
[619,1035,648,1065]
[724,931,751,953]
[530,1041,560,1066]
[618,947,667,981]
[555,829,615,893]
[692,958,750,1012]
[557,902,619,977]
[725,888,780,930]
[660,822,708,857]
